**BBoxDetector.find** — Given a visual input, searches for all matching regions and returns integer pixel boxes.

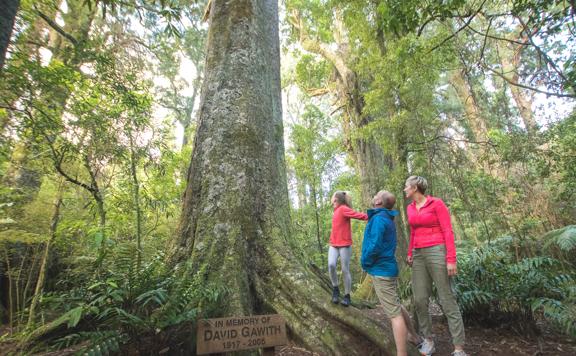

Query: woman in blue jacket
[361,190,419,356]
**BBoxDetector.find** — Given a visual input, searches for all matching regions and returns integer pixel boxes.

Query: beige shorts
[372,275,402,318]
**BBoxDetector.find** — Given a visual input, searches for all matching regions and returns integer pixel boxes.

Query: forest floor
[2,306,575,355]
[276,306,576,356]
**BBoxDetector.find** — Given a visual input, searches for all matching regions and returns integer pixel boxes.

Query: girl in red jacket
[328,191,368,306]
[405,176,466,356]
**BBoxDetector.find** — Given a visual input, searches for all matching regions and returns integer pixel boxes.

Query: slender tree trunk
[95,197,106,245]
[21,244,41,324]
[27,184,62,328]
[296,176,307,210]
[0,0,20,71]
[181,79,200,148]
[169,1,413,353]
[129,135,143,270]
[310,182,323,255]
[3,247,14,332]
[83,154,107,257]
[14,250,26,323]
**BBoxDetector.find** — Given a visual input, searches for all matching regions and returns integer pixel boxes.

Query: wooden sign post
[197,314,287,355]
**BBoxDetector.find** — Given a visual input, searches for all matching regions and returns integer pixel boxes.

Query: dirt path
[366,307,576,356]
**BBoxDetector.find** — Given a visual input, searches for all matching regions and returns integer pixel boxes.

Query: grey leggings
[328,246,352,295]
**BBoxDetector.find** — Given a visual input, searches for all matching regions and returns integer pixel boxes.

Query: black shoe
[341,294,351,307]
[331,287,340,304]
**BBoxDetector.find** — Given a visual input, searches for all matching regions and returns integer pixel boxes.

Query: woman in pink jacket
[405,176,466,356]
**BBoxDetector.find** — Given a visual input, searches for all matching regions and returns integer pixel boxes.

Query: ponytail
[333,191,353,208]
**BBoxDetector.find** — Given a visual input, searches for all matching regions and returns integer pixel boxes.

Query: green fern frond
[543,225,576,252]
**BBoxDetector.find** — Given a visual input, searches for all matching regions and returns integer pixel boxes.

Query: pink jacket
[329,205,368,247]
[407,196,457,263]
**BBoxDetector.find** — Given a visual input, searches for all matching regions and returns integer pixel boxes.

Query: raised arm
[341,205,368,221]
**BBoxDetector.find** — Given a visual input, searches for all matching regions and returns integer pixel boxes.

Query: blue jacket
[361,208,399,277]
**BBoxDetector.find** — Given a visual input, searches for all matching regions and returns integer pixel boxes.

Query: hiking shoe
[331,287,340,304]
[451,351,467,356]
[409,335,424,346]
[341,294,351,307]
[418,339,435,356]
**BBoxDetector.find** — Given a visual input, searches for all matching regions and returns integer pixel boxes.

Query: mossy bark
[169,1,417,354]
[0,0,19,71]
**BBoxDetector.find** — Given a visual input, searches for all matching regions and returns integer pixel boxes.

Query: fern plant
[455,233,576,337]
[26,241,227,355]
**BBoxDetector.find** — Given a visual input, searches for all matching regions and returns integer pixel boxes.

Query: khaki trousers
[412,244,465,345]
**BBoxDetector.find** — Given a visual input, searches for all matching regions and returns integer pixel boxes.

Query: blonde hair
[405,175,428,194]
[332,191,352,207]
[373,190,396,209]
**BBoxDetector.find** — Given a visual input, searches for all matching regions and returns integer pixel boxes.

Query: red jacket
[407,197,457,263]
[329,205,368,247]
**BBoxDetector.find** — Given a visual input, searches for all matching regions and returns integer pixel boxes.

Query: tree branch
[515,15,571,87]
[35,9,79,46]
[307,87,331,97]
[417,16,438,37]
[478,17,492,63]
[485,64,575,98]
[428,0,488,53]
[407,134,496,147]
[27,104,98,193]
[202,0,212,22]
[44,135,96,193]
[288,10,352,86]
[83,154,102,202]
[465,25,531,45]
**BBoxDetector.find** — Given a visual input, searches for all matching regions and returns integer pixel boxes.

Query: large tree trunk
[498,38,537,133]
[450,68,489,144]
[169,1,414,354]
[353,136,389,207]
[0,0,20,71]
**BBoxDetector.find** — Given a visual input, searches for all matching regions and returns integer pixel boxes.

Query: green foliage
[54,331,124,356]
[455,235,576,336]
[286,101,343,266]
[32,246,227,353]
[544,226,576,252]
[547,113,576,205]
[294,54,331,90]
[0,0,575,350]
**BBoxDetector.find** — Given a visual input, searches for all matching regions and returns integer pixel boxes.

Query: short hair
[333,191,352,207]
[406,176,428,194]
[373,190,396,209]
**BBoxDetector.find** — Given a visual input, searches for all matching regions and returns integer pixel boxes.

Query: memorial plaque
[197,314,287,355]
